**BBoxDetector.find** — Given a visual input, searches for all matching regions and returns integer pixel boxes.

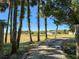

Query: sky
[0,5,69,32]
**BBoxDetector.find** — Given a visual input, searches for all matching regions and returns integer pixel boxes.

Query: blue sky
[0,6,69,32]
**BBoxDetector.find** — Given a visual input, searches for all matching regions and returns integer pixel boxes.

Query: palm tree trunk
[17,0,25,49]
[10,1,13,43]
[44,16,47,40]
[0,21,5,54]
[11,0,17,54]
[17,20,22,49]
[5,5,11,43]
[27,0,33,42]
[75,25,79,59]
[55,25,58,39]
[37,0,40,42]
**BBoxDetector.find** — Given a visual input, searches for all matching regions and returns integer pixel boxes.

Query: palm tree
[17,0,25,49]
[40,0,53,41]
[5,0,11,43]
[0,20,6,53]
[27,0,33,42]
[30,0,40,42]
[44,15,47,40]
[37,0,40,42]
[11,0,18,54]
[10,0,13,43]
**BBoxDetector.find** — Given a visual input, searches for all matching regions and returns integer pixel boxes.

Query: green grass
[3,41,38,55]
[3,43,11,55]
[63,39,76,59]
[3,42,39,59]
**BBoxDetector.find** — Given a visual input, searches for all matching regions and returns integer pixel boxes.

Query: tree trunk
[75,24,79,59]
[27,0,33,42]
[0,22,5,54]
[5,5,11,43]
[17,0,25,49]
[11,0,17,54]
[37,0,40,42]
[10,1,13,43]
[55,25,58,39]
[44,16,47,40]
[17,20,22,49]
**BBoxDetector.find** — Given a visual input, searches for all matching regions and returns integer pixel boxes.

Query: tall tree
[42,1,51,40]
[10,0,13,43]
[44,15,47,40]
[17,0,25,49]
[37,0,40,42]
[27,0,33,42]
[5,0,11,43]
[11,0,18,54]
